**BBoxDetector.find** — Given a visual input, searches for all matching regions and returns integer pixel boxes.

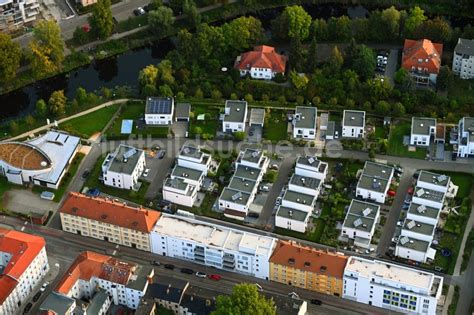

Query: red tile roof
[402,39,443,74]
[0,229,46,304]
[60,192,160,233]
[234,45,287,73]
[270,240,348,279]
[56,251,136,295]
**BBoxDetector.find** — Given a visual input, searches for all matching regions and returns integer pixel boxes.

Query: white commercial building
[342,110,365,138]
[410,117,436,147]
[343,256,443,314]
[0,229,49,315]
[341,200,380,249]
[292,107,317,140]
[222,100,248,133]
[144,97,174,125]
[102,145,146,191]
[151,214,277,280]
[0,0,40,32]
[356,161,394,204]
[457,117,474,157]
[0,131,80,189]
[452,38,474,79]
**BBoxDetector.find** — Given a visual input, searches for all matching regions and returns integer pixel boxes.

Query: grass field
[60,105,119,138]
[263,109,288,141]
[387,122,427,159]
[0,178,13,208]
[189,104,220,138]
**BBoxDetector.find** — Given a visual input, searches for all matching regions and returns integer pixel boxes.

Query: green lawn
[60,105,119,138]
[442,172,473,199]
[387,122,427,159]
[188,104,220,139]
[32,153,85,202]
[0,177,13,208]
[263,109,288,141]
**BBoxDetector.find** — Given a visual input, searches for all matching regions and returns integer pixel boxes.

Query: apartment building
[222,100,248,133]
[0,0,40,32]
[341,199,380,249]
[342,110,365,138]
[60,192,161,252]
[292,106,317,140]
[151,214,277,279]
[456,117,474,157]
[269,241,347,296]
[343,257,443,314]
[401,39,443,86]
[0,229,49,315]
[356,161,394,204]
[452,38,474,79]
[144,97,174,125]
[102,145,146,190]
[54,251,153,310]
[410,117,436,147]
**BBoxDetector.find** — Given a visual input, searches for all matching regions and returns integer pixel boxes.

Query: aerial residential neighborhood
[0,1,473,315]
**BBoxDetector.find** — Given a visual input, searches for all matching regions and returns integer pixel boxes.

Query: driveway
[247,125,262,143]
[384,49,399,85]
[172,122,188,138]
[144,151,175,201]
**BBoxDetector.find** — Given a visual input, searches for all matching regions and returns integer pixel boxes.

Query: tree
[183,0,200,27]
[212,283,275,315]
[375,100,391,115]
[289,71,309,90]
[36,99,48,116]
[211,89,222,100]
[311,18,328,41]
[89,0,113,39]
[0,33,21,84]
[72,26,89,45]
[289,34,303,72]
[328,16,351,41]
[391,102,406,117]
[148,6,175,37]
[223,16,264,54]
[29,20,64,78]
[159,84,173,96]
[328,46,344,72]
[75,87,88,105]
[416,17,452,43]
[380,6,401,40]
[394,68,412,90]
[404,6,426,37]
[138,64,159,88]
[157,59,175,86]
[350,44,376,81]
[233,131,245,141]
[436,66,453,91]
[25,115,36,127]
[244,93,254,102]
[9,121,19,135]
[306,35,318,73]
[272,5,311,41]
[48,90,67,116]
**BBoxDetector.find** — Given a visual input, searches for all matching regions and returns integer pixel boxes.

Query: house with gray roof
[342,110,365,139]
[145,97,174,125]
[275,206,311,233]
[175,103,191,122]
[102,145,146,191]
[395,236,435,263]
[292,106,317,140]
[356,161,394,203]
[222,100,248,133]
[341,199,380,249]
[410,117,436,147]
[452,38,474,79]
[457,116,474,157]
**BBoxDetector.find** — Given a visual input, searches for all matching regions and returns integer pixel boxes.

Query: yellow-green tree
[29,20,64,78]
[212,283,276,315]
[48,90,67,116]
[0,33,22,84]
[89,0,114,39]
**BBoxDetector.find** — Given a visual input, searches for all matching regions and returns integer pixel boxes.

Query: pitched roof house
[401,39,443,85]
[234,45,287,80]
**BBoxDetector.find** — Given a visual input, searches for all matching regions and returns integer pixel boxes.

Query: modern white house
[292,107,317,140]
[341,199,380,249]
[144,97,174,125]
[399,219,436,243]
[275,206,311,233]
[412,186,445,210]
[0,131,80,189]
[457,117,474,157]
[0,229,49,315]
[395,236,435,264]
[102,145,146,191]
[176,145,212,175]
[0,0,40,32]
[417,170,450,194]
[233,45,287,80]
[406,202,442,226]
[294,155,328,180]
[410,117,436,147]
[281,190,316,213]
[288,173,322,197]
[452,38,474,79]
[151,214,277,280]
[343,256,443,315]
[342,110,365,138]
[54,251,153,311]
[222,100,248,133]
[356,161,394,204]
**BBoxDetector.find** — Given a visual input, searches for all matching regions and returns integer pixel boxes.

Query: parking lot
[375,49,399,85]
[247,125,263,143]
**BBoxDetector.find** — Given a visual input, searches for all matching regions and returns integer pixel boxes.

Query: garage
[175,103,191,122]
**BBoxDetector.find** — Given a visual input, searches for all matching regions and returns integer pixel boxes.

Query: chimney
[147,276,153,284]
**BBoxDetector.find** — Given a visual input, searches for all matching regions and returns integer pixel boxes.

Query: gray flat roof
[276,206,309,222]
[412,117,436,135]
[229,176,257,194]
[223,100,247,123]
[40,292,75,314]
[461,117,474,142]
[363,161,393,180]
[241,148,263,165]
[180,145,203,160]
[145,97,173,114]
[164,177,189,191]
[358,175,389,193]
[220,187,251,205]
[455,38,474,56]
[106,145,143,175]
[347,199,379,219]
[127,266,153,291]
[418,170,450,187]
[327,121,335,136]
[88,289,109,314]
[343,199,379,232]
[234,164,261,181]
[343,213,376,232]
[250,108,265,125]
[290,174,321,190]
[283,190,314,205]
[172,165,203,181]
[343,110,365,127]
[408,202,440,219]
[414,186,445,203]
[294,106,317,129]
[176,103,191,118]
[397,237,430,252]
[402,219,435,236]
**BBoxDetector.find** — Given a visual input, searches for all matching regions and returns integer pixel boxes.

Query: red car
[387,190,396,197]
[407,187,414,195]
[208,274,221,281]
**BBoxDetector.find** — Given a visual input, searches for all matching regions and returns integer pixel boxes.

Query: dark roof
[146,276,188,304]
[176,103,191,118]
[145,97,173,115]
[181,286,216,315]
[455,38,474,56]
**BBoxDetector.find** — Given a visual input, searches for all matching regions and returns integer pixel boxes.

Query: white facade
[342,110,365,138]
[343,257,443,315]
[457,117,474,157]
[410,117,436,147]
[406,203,440,226]
[452,38,474,79]
[151,214,277,280]
[222,100,248,133]
[292,107,317,140]
[102,145,146,190]
[294,156,328,181]
[412,187,445,210]
[0,0,40,32]
[275,207,310,233]
[176,145,212,175]
[356,162,394,204]
[341,200,380,249]
[395,240,435,264]
[416,170,450,194]
[162,178,197,208]
[240,67,275,80]
[144,97,174,125]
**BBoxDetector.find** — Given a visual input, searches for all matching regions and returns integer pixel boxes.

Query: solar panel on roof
[148,98,172,114]
[437,174,447,183]
[417,205,426,213]
[416,188,425,197]
[231,191,242,201]
[251,151,259,158]
[353,218,363,228]
[362,208,372,217]
[407,220,416,230]
[307,157,315,165]
[399,236,409,245]
[123,148,137,159]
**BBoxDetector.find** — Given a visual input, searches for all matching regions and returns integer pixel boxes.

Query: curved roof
[0,142,51,170]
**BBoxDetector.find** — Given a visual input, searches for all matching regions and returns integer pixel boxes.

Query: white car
[195,271,207,278]
[143,169,150,177]
[40,282,49,292]
[288,292,299,299]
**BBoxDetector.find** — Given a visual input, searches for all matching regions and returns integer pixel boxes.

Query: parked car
[397,221,403,227]
[270,164,279,170]
[158,150,166,159]
[32,291,42,302]
[82,169,90,179]
[259,185,270,192]
[143,168,150,177]
[288,292,299,299]
[195,271,207,278]
[23,303,32,314]
[311,299,322,305]
[387,190,396,197]
[181,268,194,274]
[151,260,160,266]
[134,7,145,16]
[40,282,49,292]
[208,274,221,281]
[164,264,175,270]
[247,212,259,219]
